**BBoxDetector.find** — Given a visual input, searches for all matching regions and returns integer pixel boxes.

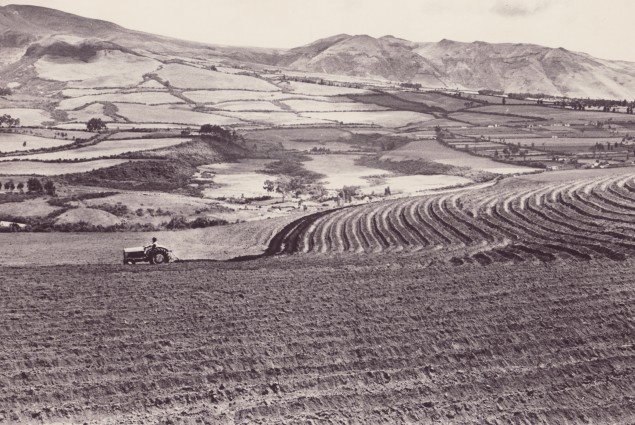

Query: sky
[1,0,634,61]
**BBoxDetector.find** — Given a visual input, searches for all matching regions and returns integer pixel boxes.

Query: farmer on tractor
[145,237,158,252]
[123,237,172,264]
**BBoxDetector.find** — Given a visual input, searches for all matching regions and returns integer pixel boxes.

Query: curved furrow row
[375,203,406,252]
[507,198,626,260]
[313,214,334,253]
[342,206,367,253]
[559,189,635,227]
[429,196,472,245]
[331,208,352,252]
[578,189,635,218]
[607,181,635,204]
[491,205,595,260]
[384,211,411,251]
[298,214,323,253]
[264,209,336,255]
[395,199,433,250]
[363,204,387,253]
[589,185,635,215]
[412,198,455,245]
[262,172,635,263]
[541,200,635,248]
[470,192,503,217]
[320,207,353,253]
[610,176,635,201]
[370,211,391,250]
[622,177,635,193]
[384,202,423,250]
[399,201,430,248]
[444,196,495,244]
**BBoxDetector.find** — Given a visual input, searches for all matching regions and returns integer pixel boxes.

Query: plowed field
[0,254,633,424]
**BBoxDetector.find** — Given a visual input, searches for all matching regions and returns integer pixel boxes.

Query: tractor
[123,244,172,265]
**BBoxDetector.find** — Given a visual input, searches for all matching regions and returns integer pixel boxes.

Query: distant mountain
[1,4,635,99]
[280,35,635,99]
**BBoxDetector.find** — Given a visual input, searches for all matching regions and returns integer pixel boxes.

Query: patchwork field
[0,159,130,176]
[0,134,75,153]
[156,63,279,91]
[509,137,625,148]
[300,154,387,189]
[0,108,52,126]
[244,127,353,143]
[35,51,161,88]
[65,103,112,123]
[382,139,539,174]
[471,104,630,122]
[391,91,474,111]
[300,111,434,127]
[219,111,328,126]
[182,90,323,104]
[282,99,387,112]
[285,81,371,96]
[60,88,131,97]
[114,103,243,125]
[3,138,187,161]
[0,197,61,217]
[450,111,535,125]
[199,159,275,198]
[364,174,472,195]
[57,91,183,110]
[214,100,284,111]
[303,154,450,194]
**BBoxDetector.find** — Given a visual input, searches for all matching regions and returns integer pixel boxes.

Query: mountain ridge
[1,4,634,99]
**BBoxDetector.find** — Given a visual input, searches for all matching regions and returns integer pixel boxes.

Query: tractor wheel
[151,249,169,265]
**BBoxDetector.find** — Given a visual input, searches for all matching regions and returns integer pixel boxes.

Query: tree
[341,186,359,203]
[263,179,275,194]
[4,179,15,192]
[274,176,306,201]
[27,177,43,193]
[275,178,290,202]
[44,180,56,196]
[0,114,19,127]
[16,182,24,193]
[86,118,106,132]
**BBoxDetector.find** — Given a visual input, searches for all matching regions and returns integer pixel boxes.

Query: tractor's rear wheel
[151,249,169,264]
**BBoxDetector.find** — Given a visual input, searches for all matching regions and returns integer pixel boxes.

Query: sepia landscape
[0,1,634,424]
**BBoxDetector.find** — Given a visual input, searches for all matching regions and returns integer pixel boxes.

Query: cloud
[491,0,552,17]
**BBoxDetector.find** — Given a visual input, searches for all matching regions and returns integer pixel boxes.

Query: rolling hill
[1,4,635,99]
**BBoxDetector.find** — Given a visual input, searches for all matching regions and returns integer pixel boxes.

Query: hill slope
[0,4,282,65]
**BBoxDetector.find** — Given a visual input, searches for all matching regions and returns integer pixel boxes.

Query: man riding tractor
[123,237,172,265]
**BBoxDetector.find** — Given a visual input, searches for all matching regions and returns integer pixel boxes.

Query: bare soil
[0,254,633,424]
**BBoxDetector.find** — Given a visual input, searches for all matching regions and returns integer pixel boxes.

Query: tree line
[1,178,56,196]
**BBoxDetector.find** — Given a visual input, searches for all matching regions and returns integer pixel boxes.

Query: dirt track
[0,254,633,424]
